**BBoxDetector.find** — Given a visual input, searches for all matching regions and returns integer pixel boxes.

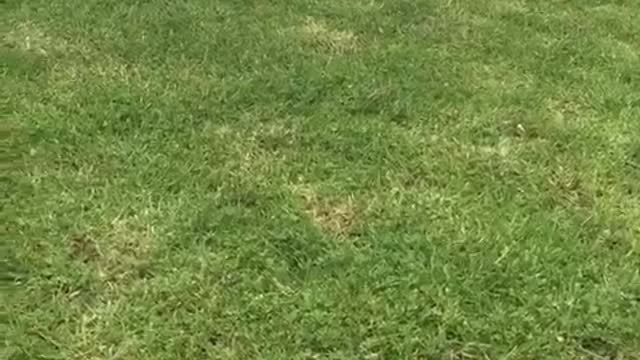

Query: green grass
[2,0,640,359]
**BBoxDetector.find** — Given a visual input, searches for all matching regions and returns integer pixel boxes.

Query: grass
[2,0,640,359]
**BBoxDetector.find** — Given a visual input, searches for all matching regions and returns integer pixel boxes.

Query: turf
[2,0,640,359]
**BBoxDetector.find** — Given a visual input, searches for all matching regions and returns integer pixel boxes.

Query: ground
[2,0,640,359]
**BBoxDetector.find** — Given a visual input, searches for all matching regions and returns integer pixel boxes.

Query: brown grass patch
[2,21,68,55]
[70,217,155,282]
[547,165,594,209]
[490,0,527,15]
[46,56,146,88]
[293,185,359,237]
[3,22,145,86]
[297,18,360,55]
[443,343,491,360]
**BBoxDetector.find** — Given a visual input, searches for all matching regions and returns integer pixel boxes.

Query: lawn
[2,0,640,359]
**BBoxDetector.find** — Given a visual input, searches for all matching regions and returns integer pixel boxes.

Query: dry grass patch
[292,185,360,237]
[3,22,146,86]
[599,38,639,62]
[547,165,594,210]
[46,53,147,89]
[471,63,534,94]
[490,0,527,15]
[476,138,513,158]
[3,21,68,55]
[297,18,360,55]
[70,216,155,283]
